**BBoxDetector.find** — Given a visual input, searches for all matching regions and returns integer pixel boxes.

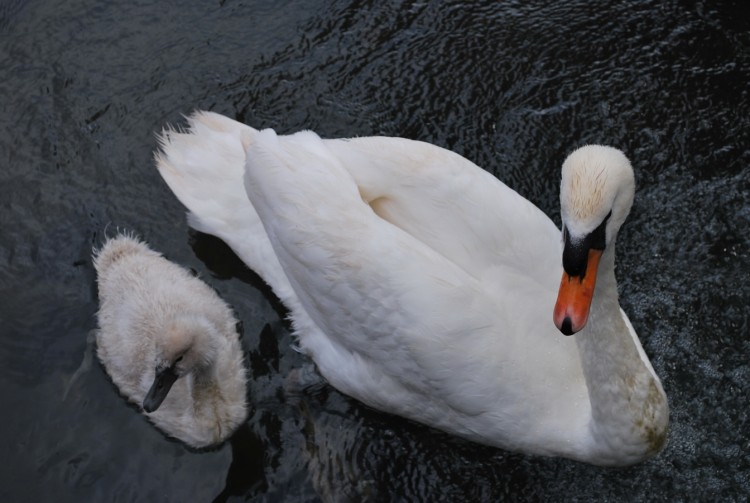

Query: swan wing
[324,136,562,284]
[243,129,553,424]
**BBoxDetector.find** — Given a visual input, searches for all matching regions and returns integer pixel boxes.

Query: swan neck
[574,244,669,464]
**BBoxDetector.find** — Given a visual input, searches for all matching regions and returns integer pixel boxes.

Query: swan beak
[553,249,602,335]
[143,366,179,413]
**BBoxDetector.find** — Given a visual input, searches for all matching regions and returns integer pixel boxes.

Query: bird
[93,232,248,448]
[154,111,669,466]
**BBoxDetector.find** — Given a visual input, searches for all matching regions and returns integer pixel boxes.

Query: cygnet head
[553,145,635,336]
[143,315,220,413]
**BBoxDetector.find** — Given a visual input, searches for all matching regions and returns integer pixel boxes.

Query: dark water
[1,0,749,500]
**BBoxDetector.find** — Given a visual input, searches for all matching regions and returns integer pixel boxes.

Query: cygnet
[93,233,247,448]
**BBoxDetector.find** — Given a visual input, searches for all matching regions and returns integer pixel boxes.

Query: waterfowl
[93,233,247,448]
[155,111,669,465]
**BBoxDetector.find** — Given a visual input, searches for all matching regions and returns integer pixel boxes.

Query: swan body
[155,111,668,465]
[93,233,247,448]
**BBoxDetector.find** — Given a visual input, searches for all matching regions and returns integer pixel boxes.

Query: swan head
[553,145,635,335]
[143,315,220,413]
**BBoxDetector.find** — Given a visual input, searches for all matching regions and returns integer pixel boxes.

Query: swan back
[93,233,247,448]
[326,136,562,285]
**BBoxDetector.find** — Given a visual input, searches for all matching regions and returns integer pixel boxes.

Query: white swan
[93,233,248,448]
[155,111,668,466]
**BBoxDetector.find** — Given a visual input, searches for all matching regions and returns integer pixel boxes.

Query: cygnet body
[93,233,247,448]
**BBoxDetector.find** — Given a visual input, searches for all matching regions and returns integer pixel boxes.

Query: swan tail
[155,111,295,300]
[155,111,255,235]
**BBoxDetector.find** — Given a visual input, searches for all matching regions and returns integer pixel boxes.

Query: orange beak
[553,249,602,335]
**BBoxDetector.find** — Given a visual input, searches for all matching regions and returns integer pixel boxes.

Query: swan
[155,111,669,466]
[93,233,248,448]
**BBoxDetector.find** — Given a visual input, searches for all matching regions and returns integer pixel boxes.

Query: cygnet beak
[143,365,179,412]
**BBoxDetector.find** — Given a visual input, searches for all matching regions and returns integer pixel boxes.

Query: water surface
[1,0,749,501]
